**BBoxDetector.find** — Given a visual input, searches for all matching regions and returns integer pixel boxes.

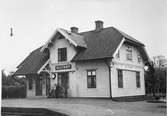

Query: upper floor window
[137,53,142,63]
[126,45,132,61]
[117,69,123,88]
[58,48,67,62]
[136,72,141,88]
[87,70,96,88]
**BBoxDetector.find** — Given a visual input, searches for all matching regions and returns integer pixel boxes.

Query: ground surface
[1,98,166,116]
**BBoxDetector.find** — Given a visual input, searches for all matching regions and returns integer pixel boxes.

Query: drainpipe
[105,58,112,99]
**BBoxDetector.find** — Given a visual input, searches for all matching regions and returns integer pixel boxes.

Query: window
[87,70,96,88]
[58,48,67,62]
[126,45,132,61]
[116,50,120,59]
[137,54,142,63]
[118,69,123,88]
[136,72,141,88]
[28,77,33,90]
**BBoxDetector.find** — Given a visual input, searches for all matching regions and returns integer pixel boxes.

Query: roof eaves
[125,39,145,47]
[40,29,58,52]
[58,28,78,47]
[37,59,50,74]
[113,37,125,58]
[72,56,113,62]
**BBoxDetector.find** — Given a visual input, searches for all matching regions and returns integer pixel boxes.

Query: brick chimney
[71,27,78,33]
[95,20,103,31]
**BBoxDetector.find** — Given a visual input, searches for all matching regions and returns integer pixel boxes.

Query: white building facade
[15,20,149,99]
[47,39,146,98]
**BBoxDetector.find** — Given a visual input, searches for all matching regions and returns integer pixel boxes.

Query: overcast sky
[0,0,167,72]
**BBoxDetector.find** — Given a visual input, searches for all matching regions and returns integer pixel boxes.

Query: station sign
[55,64,72,70]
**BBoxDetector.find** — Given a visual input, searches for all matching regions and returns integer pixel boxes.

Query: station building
[15,20,149,99]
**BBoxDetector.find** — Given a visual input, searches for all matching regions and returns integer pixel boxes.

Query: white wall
[75,60,110,97]
[111,43,145,97]
[49,38,77,64]
[26,75,47,98]
[68,71,77,97]
[115,43,144,66]
[26,77,35,98]
[49,36,78,97]
[48,34,145,98]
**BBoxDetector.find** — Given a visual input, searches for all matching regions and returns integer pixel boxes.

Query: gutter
[105,58,112,99]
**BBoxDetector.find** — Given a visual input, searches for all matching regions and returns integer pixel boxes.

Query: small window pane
[137,54,142,63]
[88,71,92,76]
[92,71,96,76]
[126,45,133,61]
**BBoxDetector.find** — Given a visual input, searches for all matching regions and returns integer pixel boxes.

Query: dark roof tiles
[14,47,49,75]
[73,27,123,61]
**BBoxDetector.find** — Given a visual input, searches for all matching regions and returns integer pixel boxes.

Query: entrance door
[58,72,69,97]
[36,76,43,96]
[46,74,50,96]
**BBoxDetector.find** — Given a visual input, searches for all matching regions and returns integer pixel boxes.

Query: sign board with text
[55,64,72,70]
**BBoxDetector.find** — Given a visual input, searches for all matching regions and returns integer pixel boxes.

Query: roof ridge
[79,26,114,34]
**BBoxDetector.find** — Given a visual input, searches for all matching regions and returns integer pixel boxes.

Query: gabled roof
[14,47,49,75]
[59,28,87,48]
[72,27,123,61]
[41,28,87,51]
[72,27,146,61]
[14,26,149,75]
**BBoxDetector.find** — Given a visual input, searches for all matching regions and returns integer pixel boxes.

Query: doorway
[46,73,50,96]
[58,72,69,97]
[35,76,43,96]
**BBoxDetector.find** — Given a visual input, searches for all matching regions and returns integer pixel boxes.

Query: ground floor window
[87,70,96,88]
[117,69,123,88]
[136,72,141,88]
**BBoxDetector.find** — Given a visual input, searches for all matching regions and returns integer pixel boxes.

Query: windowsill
[57,61,68,64]
[136,87,141,89]
[87,87,96,89]
[118,87,123,89]
[127,59,133,61]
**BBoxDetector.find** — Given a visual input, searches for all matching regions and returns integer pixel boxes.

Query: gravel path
[2,98,166,116]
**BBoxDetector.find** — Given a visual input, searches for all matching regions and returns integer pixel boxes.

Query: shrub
[2,85,26,98]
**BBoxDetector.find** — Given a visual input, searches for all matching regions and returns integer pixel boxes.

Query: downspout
[105,58,112,99]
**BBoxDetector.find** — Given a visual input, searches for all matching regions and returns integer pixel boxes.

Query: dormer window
[58,48,67,62]
[126,45,132,61]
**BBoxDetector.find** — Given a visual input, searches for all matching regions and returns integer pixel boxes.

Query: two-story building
[14,20,149,99]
